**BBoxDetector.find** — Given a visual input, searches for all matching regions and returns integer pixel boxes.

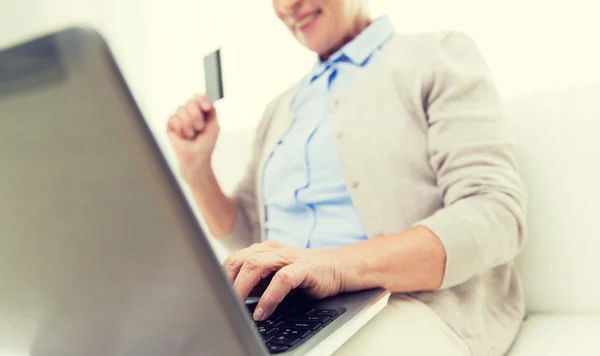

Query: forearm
[186,167,237,239]
[330,226,446,293]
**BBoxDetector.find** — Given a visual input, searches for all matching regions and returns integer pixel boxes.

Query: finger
[248,273,276,298]
[222,241,283,282]
[186,99,205,132]
[168,115,184,137]
[202,110,220,137]
[223,246,260,282]
[167,130,182,146]
[166,115,178,133]
[176,106,196,139]
[232,252,287,303]
[254,263,309,321]
[195,94,216,120]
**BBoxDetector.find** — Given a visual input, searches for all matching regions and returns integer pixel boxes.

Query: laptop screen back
[0,28,263,356]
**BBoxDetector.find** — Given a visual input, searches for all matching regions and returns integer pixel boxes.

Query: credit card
[204,49,224,102]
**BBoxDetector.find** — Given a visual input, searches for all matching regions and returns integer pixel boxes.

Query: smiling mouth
[294,9,322,30]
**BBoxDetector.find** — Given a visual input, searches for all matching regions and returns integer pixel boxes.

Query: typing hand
[222,241,345,321]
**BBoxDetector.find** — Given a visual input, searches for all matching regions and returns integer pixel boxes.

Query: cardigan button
[332,98,340,109]
[336,131,344,139]
[351,180,360,189]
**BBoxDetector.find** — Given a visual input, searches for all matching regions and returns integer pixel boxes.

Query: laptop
[0,27,390,356]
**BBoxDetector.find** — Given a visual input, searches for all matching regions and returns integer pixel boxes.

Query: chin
[301,38,330,57]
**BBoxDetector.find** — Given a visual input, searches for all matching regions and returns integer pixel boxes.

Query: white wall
[4,0,599,128]
[370,0,600,97]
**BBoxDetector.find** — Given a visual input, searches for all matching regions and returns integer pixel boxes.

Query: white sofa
[212,82,600,355]
[505,82,600,355]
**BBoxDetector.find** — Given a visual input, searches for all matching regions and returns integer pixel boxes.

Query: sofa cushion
[504,82,600,313]
[507,314,600,355]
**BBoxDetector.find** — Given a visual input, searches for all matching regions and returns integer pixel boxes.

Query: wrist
[321,247,374,293]
[183,161,215,186]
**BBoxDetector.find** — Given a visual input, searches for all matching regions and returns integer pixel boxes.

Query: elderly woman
[166,0,527,355]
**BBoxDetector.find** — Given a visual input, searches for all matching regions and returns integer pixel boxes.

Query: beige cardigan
[221,31,527,356]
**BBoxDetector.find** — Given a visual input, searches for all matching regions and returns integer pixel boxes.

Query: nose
[277,0,302,15]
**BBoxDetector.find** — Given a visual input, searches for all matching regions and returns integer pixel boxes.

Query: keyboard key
[273,327,311,338]
[303,315,331,323]
[270,335,301,346]
[290,315,331,323]
[270,310,285,320]
[259,319,283,328]
[246,299,265,314]
[268,344,289,353]
[280,321,321,330]
[258,326,275,335]
[261,334,274,343]
[259,304,346,353]
[307,309,339,317]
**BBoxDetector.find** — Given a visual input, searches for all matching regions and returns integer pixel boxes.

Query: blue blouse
[262,16,395,249]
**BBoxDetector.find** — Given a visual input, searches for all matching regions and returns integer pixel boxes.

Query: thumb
[203,113,220,136]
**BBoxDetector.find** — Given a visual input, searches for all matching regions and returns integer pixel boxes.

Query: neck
[319,15,372,61]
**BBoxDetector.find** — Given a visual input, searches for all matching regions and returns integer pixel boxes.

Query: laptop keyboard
[247,299,346,354]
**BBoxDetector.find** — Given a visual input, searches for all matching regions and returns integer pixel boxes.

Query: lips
[294,9,322,30]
